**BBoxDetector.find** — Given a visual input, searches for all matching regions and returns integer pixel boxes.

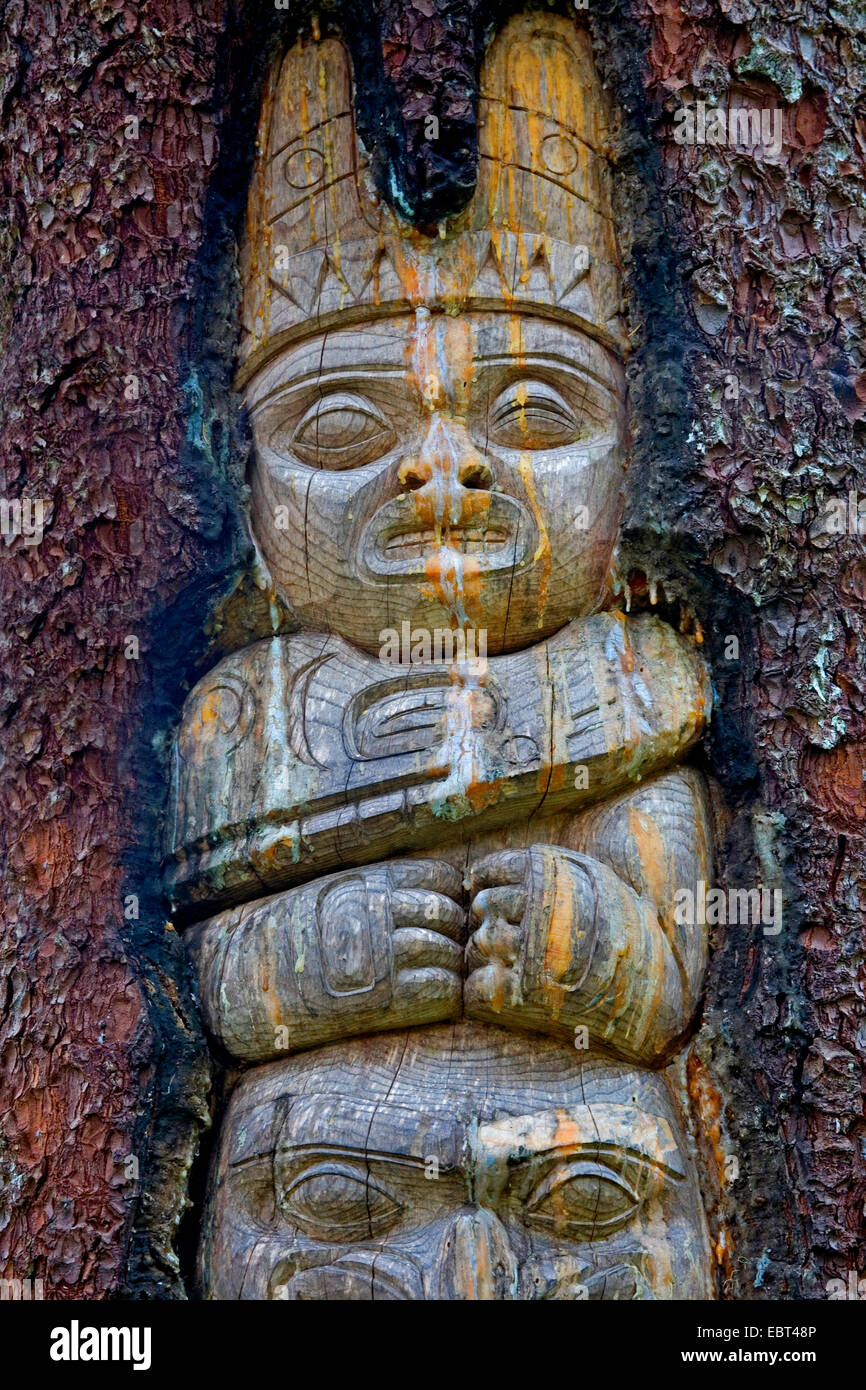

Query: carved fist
[464,845,602,1040]
[326,857,465,1011]
[187,858,466,1060]
[464,844,684,1063]
[465,850,531,1002]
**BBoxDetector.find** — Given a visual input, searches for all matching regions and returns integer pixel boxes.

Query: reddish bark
[615,0,866,1296]
[0,0,229,1298]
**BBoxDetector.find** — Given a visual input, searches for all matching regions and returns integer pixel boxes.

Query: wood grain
[198,1023,715,1300]
[180,13,719,1300]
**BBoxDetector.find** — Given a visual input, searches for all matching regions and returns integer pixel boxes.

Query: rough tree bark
[0,0,862,1300]
[0,0,243,1299]
[604,0,866,1298]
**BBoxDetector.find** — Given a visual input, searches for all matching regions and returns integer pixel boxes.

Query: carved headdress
[237,13,625,384]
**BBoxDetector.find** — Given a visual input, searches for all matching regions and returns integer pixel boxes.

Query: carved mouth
[359,493,535,578]
[382,525,512,560]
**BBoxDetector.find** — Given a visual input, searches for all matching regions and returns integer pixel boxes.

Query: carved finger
[467,849,529,895]
[388,858,464,902]
[393,966,463,1020]
[392,927,464,972]
[464,961,521,1016]
[390,888,465,940]
[465,918,523,972]
[470,884,526,926]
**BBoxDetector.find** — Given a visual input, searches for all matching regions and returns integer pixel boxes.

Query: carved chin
[356,491,535,579]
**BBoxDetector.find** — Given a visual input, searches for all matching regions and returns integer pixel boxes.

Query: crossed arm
[465,768,712,1064]
[186,769,712,1067]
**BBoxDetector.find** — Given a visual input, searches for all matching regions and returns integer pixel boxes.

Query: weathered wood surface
[199,1023,714,1299]
[238,21,624,381]
[182,15,719,1300]
[167,613,709,912]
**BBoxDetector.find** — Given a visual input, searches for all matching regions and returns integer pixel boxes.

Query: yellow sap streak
[616,908,665,1053]
[627,806,667,910]
[517,454,550,625]
[542,861,578,1010]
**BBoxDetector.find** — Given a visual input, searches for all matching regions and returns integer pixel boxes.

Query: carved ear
[248,520,302,631]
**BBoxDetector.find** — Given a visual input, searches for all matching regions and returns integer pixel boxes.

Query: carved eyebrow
[472,354,621,397]
[474,1142,681,1217]
[277,1145,433,1172]
[251,364,410,412]
[475,1141,683,1197]
[271,1094,461,1169]
[474,1104,686,1203]
[227,1147,447,1179]
[519,1141,684,1182]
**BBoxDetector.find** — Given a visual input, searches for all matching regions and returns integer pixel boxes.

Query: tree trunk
[0,0,862,1300]
[0,0,246,1299]
[602,0,866,1298]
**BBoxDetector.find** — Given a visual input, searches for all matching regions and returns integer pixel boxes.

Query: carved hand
[186,859,465,1061]
[464,845,688,1065]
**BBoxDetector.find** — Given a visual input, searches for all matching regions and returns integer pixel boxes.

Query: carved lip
[359,492,535,578]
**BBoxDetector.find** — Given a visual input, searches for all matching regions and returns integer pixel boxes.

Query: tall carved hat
[237,12,625,384]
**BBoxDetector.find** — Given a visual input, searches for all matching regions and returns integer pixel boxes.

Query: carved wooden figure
[167,14,717,1298]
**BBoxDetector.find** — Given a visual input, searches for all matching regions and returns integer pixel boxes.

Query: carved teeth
[383,527,512,558]
[359,492,535,578]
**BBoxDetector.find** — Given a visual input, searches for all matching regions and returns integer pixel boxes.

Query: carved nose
[435,1208,519,1300]
[398,417,492,493]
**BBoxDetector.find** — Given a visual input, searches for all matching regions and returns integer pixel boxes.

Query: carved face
[201,1024,712,1300]
[248,312,625,655]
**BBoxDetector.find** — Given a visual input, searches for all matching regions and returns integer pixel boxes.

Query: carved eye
[488,380,580,450]
[273,393,396,469]
[280,1164,402,1240]
[525,1161,641,1238]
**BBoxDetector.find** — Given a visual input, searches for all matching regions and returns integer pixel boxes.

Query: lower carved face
[247,313,625,655]
[202,1025,713,1300]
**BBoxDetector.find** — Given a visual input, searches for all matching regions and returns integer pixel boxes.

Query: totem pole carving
[166,13,717,1298]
